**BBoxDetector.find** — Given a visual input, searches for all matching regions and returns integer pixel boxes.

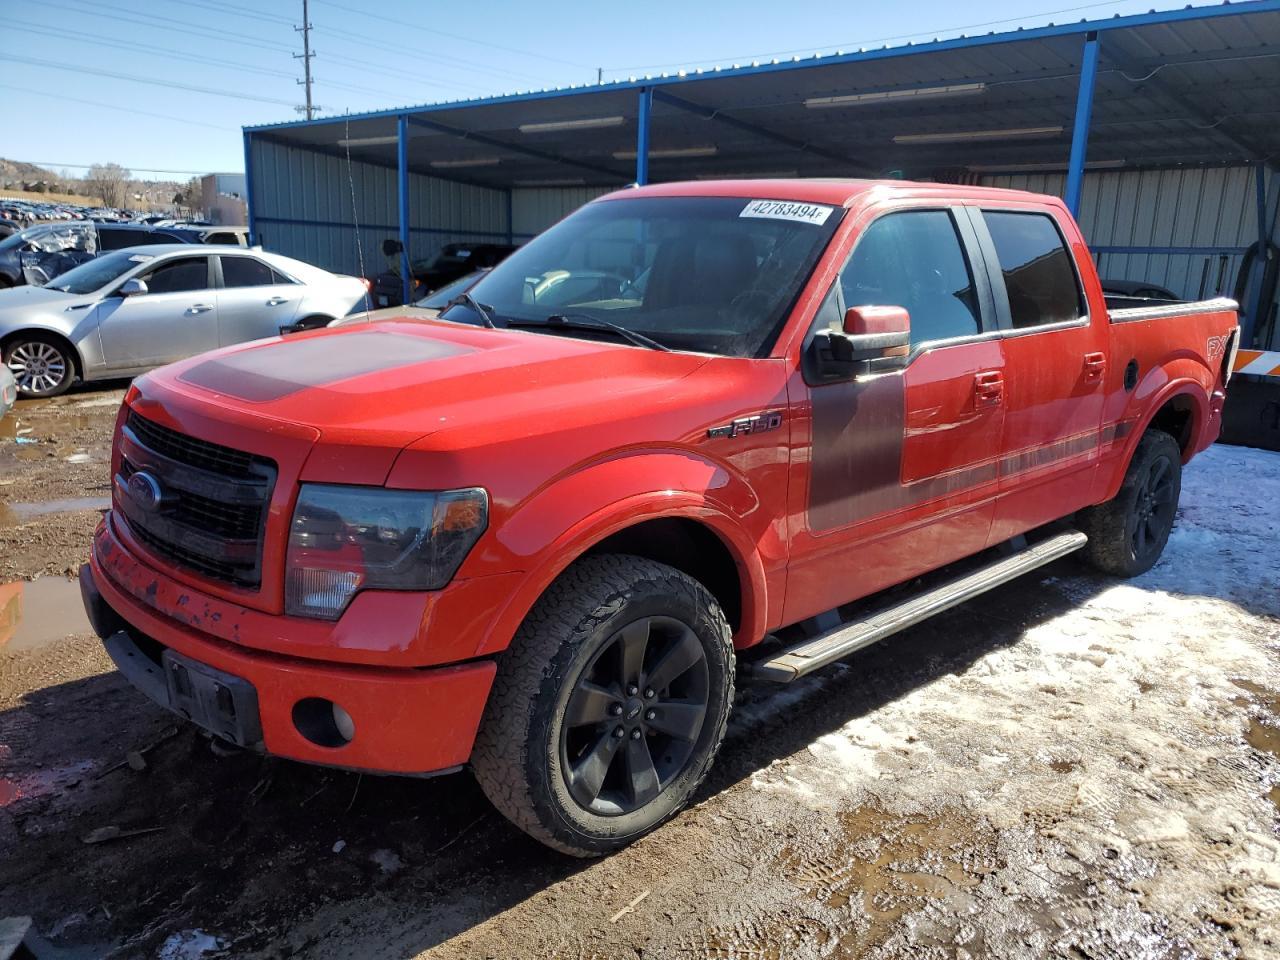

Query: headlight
[285,484,488,620]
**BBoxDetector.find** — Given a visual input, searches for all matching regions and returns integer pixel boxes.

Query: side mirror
[810,305,911,381]
[118,278,148,298]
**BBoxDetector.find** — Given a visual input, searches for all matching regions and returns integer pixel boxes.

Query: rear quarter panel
[1096,301,1237,500]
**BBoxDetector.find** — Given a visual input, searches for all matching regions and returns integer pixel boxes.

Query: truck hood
[145,318,711,481]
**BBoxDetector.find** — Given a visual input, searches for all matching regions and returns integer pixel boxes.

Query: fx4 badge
[708,411,783,439]
[1206,334,1231,361]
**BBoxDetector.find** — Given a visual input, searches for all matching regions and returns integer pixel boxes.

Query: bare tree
[84,163,132,208]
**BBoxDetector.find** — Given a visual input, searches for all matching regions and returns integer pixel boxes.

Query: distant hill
[0,158,184,210]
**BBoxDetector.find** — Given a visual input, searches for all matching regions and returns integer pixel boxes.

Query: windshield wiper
[444,291,498,328]
[510,312,670,352]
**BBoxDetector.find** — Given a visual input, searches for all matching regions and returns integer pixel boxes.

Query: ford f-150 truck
[80,179,1239,856]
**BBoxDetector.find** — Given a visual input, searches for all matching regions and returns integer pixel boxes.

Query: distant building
[200,173,247,225]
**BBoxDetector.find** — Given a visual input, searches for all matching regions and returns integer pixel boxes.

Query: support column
[242,131,256,247]
[1064,32,1100,218]
[636,87,653,186]
[397,114,412,305]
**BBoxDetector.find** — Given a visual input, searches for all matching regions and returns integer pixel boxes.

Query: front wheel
[1078,429,1182,577]
[471,555,734,857]
[4,334,76,398]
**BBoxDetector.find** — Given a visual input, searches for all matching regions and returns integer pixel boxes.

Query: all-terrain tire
[1078,428,1182,577]
[471,554,735,857]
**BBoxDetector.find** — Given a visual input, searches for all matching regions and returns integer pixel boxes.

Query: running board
[754,530,1088,683]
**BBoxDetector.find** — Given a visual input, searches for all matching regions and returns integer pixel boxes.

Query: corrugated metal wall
[979,166,1279,348]
[248,139,510,276]
[510,186,614,238]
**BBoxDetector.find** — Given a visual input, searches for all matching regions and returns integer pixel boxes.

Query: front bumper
[83,516,496,775]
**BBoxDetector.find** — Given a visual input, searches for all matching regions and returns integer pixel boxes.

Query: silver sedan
[0,245,371,397]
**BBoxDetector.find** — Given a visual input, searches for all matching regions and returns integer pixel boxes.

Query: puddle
[0,496,110,525]
[0,760,96,809]
[0,577,92,651]
[1231,678,1280,814]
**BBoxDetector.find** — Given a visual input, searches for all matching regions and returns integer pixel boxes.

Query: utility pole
[294,0,315,120]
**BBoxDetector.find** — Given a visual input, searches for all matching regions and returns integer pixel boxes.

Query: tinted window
[270,268,296,285]
[96,229,133,251]
[141,257,208,294]
[221,256,274,287]
[204,232,238,245]
[982,211,1085,328]
[840,210,981,347]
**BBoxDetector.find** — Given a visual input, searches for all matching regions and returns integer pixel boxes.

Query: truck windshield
[450,196,843,357]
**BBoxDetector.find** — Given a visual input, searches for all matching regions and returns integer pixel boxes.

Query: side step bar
[754,530,1088,682]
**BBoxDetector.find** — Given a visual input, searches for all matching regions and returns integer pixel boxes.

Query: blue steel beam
[651,89,873,173]
[636,87,652,185]
[242,131,256,246]
[1065,32,1100,218]
[397,115,412,306]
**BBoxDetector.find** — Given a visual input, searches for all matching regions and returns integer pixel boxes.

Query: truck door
[966,206,1107,541]
[785,206,1007,624]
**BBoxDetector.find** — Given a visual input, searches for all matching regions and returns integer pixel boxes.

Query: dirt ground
[1,387,1278,960]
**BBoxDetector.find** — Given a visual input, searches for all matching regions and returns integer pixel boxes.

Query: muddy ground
[0,388,1278,960]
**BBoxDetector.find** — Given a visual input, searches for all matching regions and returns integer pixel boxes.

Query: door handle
[266,296,291,306]
[1083,352,1107,380]
[186,304,213,314]
[974,371,1004,405]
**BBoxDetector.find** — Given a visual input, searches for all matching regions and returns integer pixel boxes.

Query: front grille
[116,412,277,589]
[125,411,257,479]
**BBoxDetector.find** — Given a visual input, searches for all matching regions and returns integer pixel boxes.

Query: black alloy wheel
[560,615,709,816]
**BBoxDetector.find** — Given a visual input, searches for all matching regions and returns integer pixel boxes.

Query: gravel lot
[0,387,1277,959]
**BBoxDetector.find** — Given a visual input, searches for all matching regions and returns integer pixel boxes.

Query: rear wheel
[471,554,734,857]
[1078,429,1181,577]
[4,334,76,398]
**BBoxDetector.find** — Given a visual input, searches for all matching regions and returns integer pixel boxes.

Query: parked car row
[0,245,371,397]
[0,222,249,290]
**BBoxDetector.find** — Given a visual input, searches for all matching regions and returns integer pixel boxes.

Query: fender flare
[1102,369,1210,500]
[473,458,772,658]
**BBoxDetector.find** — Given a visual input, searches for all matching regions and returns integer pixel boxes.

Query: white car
[0,245,371,397]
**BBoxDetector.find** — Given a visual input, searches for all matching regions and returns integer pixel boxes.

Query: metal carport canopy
[243,0,1280,313]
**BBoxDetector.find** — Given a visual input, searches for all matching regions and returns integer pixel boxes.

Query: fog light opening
[292,697,355,748]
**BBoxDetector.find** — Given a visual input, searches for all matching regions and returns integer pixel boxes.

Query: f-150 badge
[708,411,784,439]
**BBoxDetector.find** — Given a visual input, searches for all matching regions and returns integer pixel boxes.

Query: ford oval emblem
[126,471,167,513]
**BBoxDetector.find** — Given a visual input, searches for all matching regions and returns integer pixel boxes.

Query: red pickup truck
[80,179,1239,856]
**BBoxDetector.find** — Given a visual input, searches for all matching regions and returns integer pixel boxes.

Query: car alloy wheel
[7,341,69,396]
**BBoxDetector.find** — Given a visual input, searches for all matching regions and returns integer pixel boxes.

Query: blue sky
[3,0,1198,179]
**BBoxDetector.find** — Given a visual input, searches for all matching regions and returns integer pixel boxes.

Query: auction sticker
[739,199,834,225]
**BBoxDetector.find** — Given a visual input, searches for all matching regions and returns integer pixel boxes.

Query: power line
[0,54,297,106]
[311,0,590,70]
[7,161,220,176]
[46,0,509,101]
[0,84,236,132]
[7,21,296,80]
[605,0,1135,72]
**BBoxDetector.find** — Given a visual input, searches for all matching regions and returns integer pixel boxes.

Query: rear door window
[140,257,209,293]
[981,211,1086,329]
[220,255,275,288]
[840,210,982,348]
